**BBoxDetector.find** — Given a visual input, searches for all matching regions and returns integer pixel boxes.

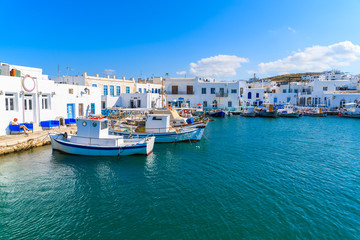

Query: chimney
[95,74,99,77]
[106,75,110,78]
[112,75,116,79]
[122,76,125,80]
[82,72,87,77]
[131,77,135,81]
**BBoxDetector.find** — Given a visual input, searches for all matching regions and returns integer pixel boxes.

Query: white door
[24,95,34,122]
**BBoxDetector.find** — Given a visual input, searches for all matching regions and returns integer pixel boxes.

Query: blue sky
[1,0,360,80]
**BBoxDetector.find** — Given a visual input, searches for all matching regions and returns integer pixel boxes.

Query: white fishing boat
[49,118,155,156]
[339,103,360,118]
[278,104,301,118]
[240,106,256,117]
[110,114,206,143]
[303,107,327,117]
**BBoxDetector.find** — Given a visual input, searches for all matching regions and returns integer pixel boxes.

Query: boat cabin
[145,114,170,133]
[72,118,125,146]
[76,118,109,139]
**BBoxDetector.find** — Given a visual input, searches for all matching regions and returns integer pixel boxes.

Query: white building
[263,70,360,108]
[165,77,246,109]
[53,74,165,109]
[0,63,101,135]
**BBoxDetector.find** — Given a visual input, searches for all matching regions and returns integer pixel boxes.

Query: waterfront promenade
[0,126,76,155]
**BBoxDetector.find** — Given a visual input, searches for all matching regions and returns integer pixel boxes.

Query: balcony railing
[215,92,228,97]
[168,91,194,95]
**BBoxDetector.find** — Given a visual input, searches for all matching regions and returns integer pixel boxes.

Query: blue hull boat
[209,111,226,118]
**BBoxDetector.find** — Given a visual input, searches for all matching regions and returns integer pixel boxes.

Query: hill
[261,72,322,83]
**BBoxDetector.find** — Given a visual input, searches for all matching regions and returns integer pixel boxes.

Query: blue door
[67,104,75,118]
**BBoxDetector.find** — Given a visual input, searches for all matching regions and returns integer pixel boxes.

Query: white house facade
[0,63,101,135]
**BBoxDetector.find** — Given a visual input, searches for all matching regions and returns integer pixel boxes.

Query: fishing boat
[240,106,256,117]
[303,107,327,117]
[110,114,206,143]
[338,103,360,118]
[209,109,226,118]
[49,118,155,156]
[278,104,301,118]
[257,104,278,118]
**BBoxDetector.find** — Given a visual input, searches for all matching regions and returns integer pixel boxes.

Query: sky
[1,0,360,80]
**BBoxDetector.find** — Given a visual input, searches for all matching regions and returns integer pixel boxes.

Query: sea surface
[1,116,360,239]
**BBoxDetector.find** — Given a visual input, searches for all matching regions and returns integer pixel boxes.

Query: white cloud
[104,69,116,75]
[188,55,249,77]
[176,71,187,75]
[258,41,360,74]
[287,27,296,33]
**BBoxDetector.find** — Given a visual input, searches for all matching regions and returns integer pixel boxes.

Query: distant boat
[50,118,155,156]
[339,103,360,118]
[257,104,278,118]
[240,106,256,117]
[209,110,226,118]
[110,114,206,143]
[278,104,301,118]
[303,107,327,117]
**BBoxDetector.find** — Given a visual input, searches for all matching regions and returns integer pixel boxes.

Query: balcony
[167,91,194,95]
[215,92,228,97]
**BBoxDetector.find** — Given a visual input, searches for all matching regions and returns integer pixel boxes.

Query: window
[203,101,207,107]
[103,85,108,95]
[5,93,15,111]
[117,86,121,95]
[228,101,232,107]
[172,86,178,94]
[323,86,328,91]
[256,93,259,98]
[231,89,237,94]
[212,100,218,108]
[289,89,293,93]
[186,85,193,94]
[186,100,190,106]
[211,88,215,94]
[110,85,114,96]
[202,88,206,94]
[144,88,146,93]
[282,89,286,93]
[92,84,97,88]
[152,88,154,93]
[294,89,298,93]
[91,103,95,114]
[138,88,142,93]
[287,97,291,102]
[248,92,252,99]
[101,120,107,130]
[158,89,161,94]
[274,97,278,103]
[41,95,50,109]
[69,88,73,94]
[126,86,130,93]
[155,89,158,93]
[152,116,162,120]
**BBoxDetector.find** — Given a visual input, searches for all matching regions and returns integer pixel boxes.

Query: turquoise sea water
[1,116,360,239]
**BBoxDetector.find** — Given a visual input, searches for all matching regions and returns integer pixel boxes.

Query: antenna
[58,64,60,77]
